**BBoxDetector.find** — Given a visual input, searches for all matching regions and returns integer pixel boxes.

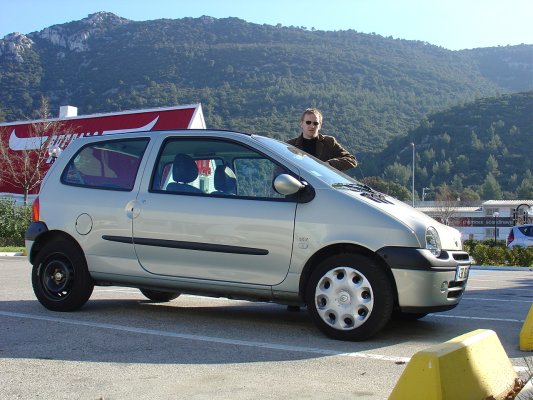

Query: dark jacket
[287,133,358,171]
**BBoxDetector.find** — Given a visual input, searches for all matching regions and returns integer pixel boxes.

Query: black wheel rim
[40,254,74,300]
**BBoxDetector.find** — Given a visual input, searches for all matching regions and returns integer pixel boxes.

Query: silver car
[26,130,471,340]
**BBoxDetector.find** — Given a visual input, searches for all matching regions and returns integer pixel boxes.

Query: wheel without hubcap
[306,253,394,341]
[32,240,94,311]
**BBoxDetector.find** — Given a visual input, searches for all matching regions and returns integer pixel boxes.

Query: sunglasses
[304,121,320,126]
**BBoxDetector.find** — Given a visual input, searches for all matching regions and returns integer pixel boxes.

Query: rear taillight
[507,229,514,245]
[32,197,40,221]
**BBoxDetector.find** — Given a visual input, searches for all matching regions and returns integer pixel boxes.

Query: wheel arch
[298,243,399,306]
[29,230,84,265]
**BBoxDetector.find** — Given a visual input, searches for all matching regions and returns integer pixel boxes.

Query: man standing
[287,108,357,171]
[286,108,357,313]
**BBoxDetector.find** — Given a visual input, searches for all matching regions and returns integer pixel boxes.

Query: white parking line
[462,296,532,303]
[466,286,532,292]
[429,314,524,323]
[0,310,410,363]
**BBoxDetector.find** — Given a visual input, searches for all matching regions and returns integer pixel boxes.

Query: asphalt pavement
[0,256,531,399]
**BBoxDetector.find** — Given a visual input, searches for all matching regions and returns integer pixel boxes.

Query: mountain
[362,91,533,200]
[1,12,531,154]
[461,45,533,92]
[0,12,532,200]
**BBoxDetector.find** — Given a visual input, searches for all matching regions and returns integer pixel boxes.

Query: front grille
[446,250,470,299]
[452,252,470,262]
[447,280,467,299]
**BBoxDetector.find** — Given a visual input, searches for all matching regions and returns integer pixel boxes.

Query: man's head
[299,108,322,139]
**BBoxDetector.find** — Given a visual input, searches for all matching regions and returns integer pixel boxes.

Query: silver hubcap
[314,266,374,331]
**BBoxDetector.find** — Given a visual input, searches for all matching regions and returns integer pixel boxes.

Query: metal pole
[493,211,499,244]
[411,143,415,207]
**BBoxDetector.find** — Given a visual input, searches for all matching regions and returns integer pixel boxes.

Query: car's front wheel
[32,240,94,311]
[305,253,394,341]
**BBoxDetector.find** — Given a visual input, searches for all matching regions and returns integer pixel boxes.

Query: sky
[0,0,532,50]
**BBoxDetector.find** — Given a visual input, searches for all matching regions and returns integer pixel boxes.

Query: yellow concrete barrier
[389,329,517,400]
[519,303,533,351]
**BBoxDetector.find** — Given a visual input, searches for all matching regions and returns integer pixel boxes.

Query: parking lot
[0,256,531,399]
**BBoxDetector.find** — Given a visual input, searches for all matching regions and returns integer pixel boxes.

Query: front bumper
[377,247,471,312]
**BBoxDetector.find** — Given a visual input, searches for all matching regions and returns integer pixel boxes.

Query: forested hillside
[362,91,533,201]
[1,12,532,200]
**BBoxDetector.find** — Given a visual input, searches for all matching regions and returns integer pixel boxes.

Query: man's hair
[300,108,323,125]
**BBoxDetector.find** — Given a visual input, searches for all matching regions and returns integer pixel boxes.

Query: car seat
[212,164,237,195]
[166,154,202,193]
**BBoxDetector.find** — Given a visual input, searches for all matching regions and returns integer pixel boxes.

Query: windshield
[254,135,359,186]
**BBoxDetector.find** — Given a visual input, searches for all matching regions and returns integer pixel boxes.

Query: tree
[516,170,533,199]
[480,172,502,200]
[362,176,411,201]
[0,96,66,205]
[459,187,480,203]
[485,154,499,176]
[433,184,461,225]
[383,162,411,186]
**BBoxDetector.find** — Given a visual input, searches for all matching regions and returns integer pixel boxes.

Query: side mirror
[273,174,305,195]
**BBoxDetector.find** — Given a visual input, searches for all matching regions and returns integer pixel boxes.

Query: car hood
[337,187,464,251]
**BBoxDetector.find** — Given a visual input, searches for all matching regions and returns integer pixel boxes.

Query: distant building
[415,200,533,241]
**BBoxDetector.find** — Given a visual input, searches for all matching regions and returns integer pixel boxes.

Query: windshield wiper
[333,183,394,204]
[332,183,377,193]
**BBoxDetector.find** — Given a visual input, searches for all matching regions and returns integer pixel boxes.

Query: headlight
[425,226,441,257]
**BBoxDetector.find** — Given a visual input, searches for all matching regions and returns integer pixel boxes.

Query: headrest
[172,154,199,184]
[214,164,236,192]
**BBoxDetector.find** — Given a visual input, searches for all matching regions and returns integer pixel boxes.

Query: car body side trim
[102,235,269,255]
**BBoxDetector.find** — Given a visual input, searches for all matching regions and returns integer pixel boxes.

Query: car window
[254,135,357,186]
[519,226,533,236]
[61,138,149,191]
[151,138,290,200]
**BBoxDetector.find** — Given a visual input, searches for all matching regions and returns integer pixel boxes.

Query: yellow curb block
[520,303,533,351]
[389,329,517,400]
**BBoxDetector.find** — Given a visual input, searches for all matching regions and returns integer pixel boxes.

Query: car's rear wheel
[140,289,180,302]
[305,253,394,341]
[32,240,94,311]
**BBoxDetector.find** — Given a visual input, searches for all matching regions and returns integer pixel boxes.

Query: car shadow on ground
[0,297,454,365]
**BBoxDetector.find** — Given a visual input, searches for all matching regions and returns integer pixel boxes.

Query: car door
[132,137,297,285]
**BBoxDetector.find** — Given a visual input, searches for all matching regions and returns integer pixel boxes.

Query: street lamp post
[493,211,499,244]
[411,142,415,207]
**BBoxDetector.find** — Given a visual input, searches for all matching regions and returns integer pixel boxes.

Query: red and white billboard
[0,104,206,194]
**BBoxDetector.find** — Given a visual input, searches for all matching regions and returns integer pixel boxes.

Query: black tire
[305,253,394,341]
[139,289,180,302]
[32,240,94,311]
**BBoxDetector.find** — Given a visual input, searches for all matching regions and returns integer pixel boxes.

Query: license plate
[455,265,469,282]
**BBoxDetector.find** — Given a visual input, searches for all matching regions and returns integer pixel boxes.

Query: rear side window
[61,138,149,191]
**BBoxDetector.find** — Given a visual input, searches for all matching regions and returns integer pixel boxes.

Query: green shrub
[0,198,32,246]
[506,246,533,267]
[469,239,532,267]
